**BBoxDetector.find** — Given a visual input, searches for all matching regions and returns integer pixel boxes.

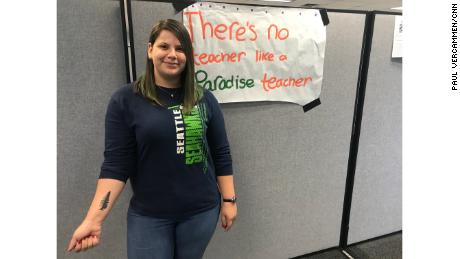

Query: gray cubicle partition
[201,12,364,258]
[58,1,399,258]
[348,14,402,245]
[58,0,129,258]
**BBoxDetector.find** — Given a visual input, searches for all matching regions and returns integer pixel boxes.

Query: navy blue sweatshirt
[99,83,233,219]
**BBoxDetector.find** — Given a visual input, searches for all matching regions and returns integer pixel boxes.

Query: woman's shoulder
[200,87,218,103]
[199,87,223,117]
[110,83,136,102]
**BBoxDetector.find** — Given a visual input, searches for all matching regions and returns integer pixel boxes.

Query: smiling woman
[132,19,201,115]
[148,30,187,86]
[67,19,237,259]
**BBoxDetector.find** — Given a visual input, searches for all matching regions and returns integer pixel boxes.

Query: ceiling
[194,0,402,13]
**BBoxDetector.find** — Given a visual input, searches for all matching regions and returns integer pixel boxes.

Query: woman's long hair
[134,19,203,115]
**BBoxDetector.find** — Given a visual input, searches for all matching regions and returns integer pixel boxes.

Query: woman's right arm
[67,90,136,253]
[67,178,126,253]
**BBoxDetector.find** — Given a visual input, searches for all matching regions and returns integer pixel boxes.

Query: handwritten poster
[183,2,326,106]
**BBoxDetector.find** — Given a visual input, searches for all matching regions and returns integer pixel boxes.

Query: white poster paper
[183,2,326,106]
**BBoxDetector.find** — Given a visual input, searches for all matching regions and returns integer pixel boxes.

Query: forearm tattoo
[99,191,111,210]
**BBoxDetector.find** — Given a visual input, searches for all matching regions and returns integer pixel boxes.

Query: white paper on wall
[392,16,403,58]
[183,2,326,106]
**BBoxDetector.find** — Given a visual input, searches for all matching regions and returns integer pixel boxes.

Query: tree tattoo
[100,191,111,210]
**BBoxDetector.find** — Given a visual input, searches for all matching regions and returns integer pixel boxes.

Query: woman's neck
[154,77,181,89]
[156,82,181,88]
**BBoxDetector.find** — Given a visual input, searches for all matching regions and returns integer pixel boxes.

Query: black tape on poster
[303,98,321,113]
[172,0,197,13]
[320,9,329,26]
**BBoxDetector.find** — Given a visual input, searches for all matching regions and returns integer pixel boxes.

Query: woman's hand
[67,219,102,253]
[220,203,237,231]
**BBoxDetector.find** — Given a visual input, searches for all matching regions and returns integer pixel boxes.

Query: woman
[67,19,237,259]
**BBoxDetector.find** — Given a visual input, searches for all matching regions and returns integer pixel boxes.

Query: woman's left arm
[217,175,237,231]
[204,89,238,231]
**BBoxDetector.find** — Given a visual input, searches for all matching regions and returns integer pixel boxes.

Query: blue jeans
[127,204,220,259]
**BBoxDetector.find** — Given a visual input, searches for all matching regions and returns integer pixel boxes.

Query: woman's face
[148,30,187,84]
